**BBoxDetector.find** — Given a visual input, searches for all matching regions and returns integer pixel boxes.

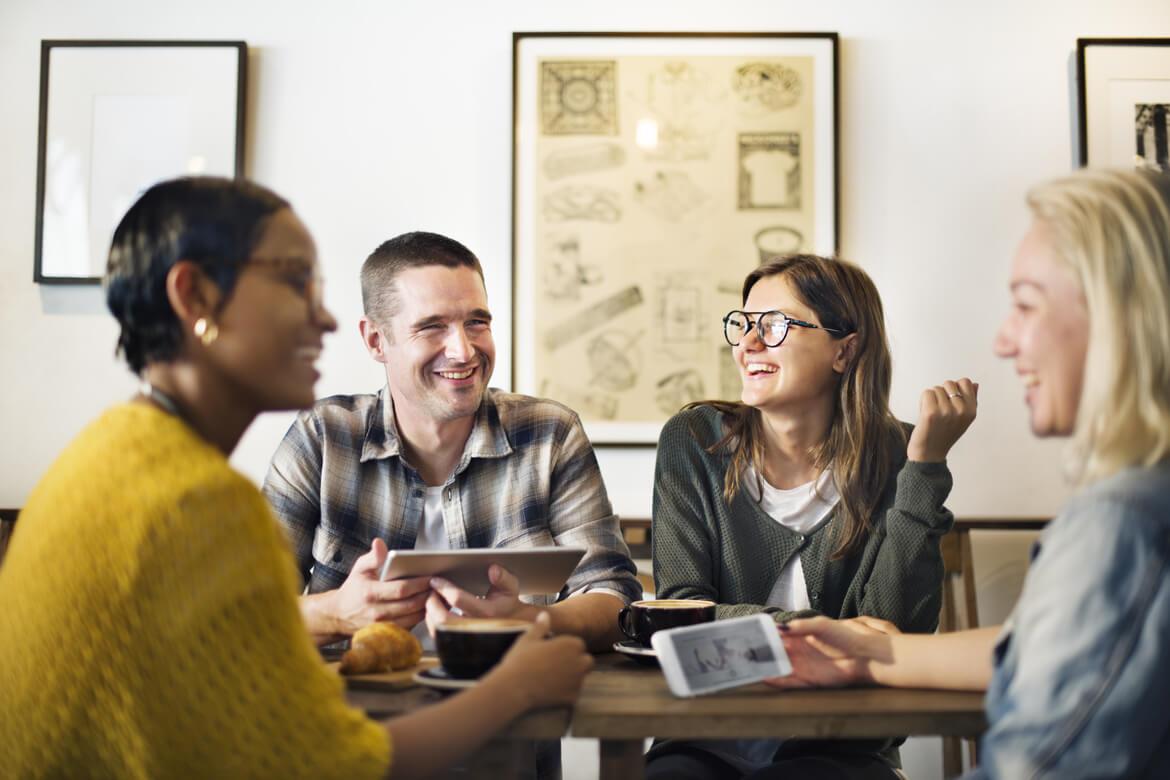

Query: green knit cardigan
[652,405,954,633]
[649,405,957,766]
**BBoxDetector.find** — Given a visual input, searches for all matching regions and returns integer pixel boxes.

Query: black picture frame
[1076,38,1170,170]
[34,40,248,284]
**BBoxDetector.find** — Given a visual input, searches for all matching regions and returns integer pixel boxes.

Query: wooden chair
[0,508,19,566]
[619,516,655,594]
[939,518,1049,778]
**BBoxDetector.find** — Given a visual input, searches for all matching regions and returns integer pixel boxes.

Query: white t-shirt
[414,486,449,551]
[744,467,839,611]
[410,486,449,650]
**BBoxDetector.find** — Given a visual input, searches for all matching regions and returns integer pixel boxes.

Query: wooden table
[344,653,987,779]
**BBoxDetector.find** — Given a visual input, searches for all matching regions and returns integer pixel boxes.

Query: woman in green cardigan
[648,254,977,779]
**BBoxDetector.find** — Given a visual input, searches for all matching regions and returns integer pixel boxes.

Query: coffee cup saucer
[613,640,659,666]
[413,666,478,692]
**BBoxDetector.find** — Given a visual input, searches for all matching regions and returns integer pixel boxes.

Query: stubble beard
[424,351,492,423]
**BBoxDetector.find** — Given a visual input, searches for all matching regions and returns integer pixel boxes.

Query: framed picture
[34,40,247,284]
[1077,38,1170,170]
[512,32,838,444]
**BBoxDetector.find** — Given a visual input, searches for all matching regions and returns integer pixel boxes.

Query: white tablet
[377,547,587,596]
[652,613,792,697]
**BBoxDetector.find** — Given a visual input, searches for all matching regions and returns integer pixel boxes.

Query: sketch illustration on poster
[514,33,839,443]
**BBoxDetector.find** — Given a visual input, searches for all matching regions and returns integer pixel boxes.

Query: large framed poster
[513,32,839,444]
[1077,38,1170,170]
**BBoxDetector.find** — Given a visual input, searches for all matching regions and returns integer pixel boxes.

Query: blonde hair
[691,254,905,559]
[1026,169,1170,482]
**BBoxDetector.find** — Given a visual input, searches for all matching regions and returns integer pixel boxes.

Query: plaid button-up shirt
[262,387,640,606]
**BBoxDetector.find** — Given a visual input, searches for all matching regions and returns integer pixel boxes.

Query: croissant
[339,622,423,674]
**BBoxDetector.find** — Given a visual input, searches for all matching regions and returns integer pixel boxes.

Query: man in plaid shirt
[263,231,640,652]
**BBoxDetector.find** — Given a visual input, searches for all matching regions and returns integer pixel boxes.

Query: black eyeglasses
[247,256,325,313]
[722,310,847,348]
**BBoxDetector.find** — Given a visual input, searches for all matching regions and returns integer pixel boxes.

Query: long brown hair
[694,254,905,558]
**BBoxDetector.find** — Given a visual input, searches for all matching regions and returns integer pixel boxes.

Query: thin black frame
[1076,37,1170,168]
[511,31,840,447]
[33,40,248,284]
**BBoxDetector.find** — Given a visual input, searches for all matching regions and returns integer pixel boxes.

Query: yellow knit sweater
[0,403,391,778]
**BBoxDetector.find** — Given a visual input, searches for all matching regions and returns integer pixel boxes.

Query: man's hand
[327,538,432,635]
[765,615,899,690]
[425,564,536,635]
[906,377,979,463]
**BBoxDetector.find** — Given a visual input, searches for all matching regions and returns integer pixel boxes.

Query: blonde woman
[649,255,977,778]
[773,169,1170,779]
[0,177,593,779]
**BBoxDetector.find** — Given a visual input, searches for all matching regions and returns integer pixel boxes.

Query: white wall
[4,1,1167,517]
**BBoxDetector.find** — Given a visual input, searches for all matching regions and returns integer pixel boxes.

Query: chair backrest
[939,517,1048,778]
[0,508,19,566]
[940,518,1049,632]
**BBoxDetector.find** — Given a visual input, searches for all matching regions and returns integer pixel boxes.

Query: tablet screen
[378,547,587,596]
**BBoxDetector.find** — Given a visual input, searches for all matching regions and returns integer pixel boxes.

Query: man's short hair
[360,231,485,323]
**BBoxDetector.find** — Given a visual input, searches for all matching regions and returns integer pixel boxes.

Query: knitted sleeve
[651,411,724,603]
[845,459,954,633]
[133,476,391,778]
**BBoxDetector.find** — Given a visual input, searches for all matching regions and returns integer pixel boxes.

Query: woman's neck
[139,363,257,456]
[757,404,833,489]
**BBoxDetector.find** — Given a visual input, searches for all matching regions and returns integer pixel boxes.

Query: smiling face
[373,264,495,429]
[209,208,337,411]
[735,273,850,416]
[994,219,1090,437]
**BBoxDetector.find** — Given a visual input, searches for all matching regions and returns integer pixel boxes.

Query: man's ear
[359,316,390,364]
[832,333,859,374]
[164,261,222,335]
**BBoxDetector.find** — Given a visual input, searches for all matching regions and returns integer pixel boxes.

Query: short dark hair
[360,231,484,322]
[104,176,289,374]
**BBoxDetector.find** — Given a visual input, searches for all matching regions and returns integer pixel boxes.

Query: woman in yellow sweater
[0,176,593,779]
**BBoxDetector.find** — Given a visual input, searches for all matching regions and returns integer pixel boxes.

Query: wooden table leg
[600,739,644,780]
[942,735,963,778]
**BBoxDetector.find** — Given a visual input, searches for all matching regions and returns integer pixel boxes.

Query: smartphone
[651,613,792,697]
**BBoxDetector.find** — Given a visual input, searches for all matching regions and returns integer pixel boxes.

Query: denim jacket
[968,461,1170,779]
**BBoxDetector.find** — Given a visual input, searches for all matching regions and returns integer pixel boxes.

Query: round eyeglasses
[722,310,847,348]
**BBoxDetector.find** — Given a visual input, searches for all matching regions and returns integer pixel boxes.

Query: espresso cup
[435,617,530,679]
[618,599,716,647]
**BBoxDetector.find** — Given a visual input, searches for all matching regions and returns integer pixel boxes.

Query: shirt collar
[360,386,513,466]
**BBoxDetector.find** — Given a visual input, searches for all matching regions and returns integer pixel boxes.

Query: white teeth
[439,368,474,380]
[746,363,778,374]
[297,348,321,361]
[1021,373,1039,388]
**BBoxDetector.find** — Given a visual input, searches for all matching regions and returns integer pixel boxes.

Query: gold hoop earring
[193,318,219,346]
